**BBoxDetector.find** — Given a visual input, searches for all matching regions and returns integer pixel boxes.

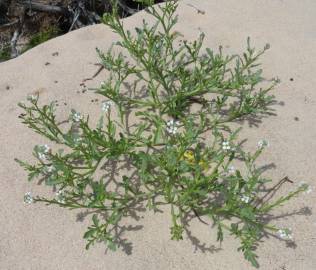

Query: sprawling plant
[17,1,308,267]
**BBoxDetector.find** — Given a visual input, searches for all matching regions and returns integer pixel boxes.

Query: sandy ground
[0,0,316,269]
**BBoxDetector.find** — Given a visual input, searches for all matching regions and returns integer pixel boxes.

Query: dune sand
[0,0,316,269]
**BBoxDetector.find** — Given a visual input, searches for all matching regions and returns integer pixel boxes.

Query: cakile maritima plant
[17,1,309,267]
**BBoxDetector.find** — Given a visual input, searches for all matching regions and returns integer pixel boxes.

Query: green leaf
[92,214,99,226]
[107,240,117,251]
[83,229,96,239]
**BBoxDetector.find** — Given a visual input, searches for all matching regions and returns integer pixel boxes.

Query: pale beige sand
[1,0,316,269]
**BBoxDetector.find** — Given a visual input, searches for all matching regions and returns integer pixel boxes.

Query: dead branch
[82,63,104,82]
[255,176,294,208]
[10,29,20,58]
[117,0,137,15]
[19,1,71,15]
[8,5,25,59]
[68,9,81,32]
[0,19,19,31]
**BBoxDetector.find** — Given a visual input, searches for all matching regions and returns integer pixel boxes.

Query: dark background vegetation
[0,0,163,61]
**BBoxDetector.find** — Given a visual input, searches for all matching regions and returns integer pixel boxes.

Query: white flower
[83,196,92,205]
[55,190,65,204]
[36,144,50,153]
[38,152,47,162]
[166,119,180,127]
[222,141,231,151]
[27,95,37,102]
[166,119,180,135]
[258,139,269,149]
[101,81,105,87]
[240,195,251,203]
[277,228,293,240]
[228,166,235,175]
[72,112,82,122]
[74,137,82,144]
[298,181,307,187]
[305,186,312,194]
[36,144,51,161]
[46,165,54,173]
[42,144,50,153]
[24,192,34,204]
[101,101,113,113]
[298,181,312,194]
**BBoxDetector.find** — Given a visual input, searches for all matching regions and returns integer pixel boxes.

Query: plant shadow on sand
[64,77,304,257]
[72,98,311,256]
[74,161,312,256]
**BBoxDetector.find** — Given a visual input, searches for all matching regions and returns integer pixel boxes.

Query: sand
[0,0,316,269]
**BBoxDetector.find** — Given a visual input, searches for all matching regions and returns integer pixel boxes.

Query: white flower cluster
[277,228,293,240]
[305,186,312,194]
[55,190,65,204]
[258,139,269,149]
[101,100,113,113]
[27,95,37,102]
[298,181,312,194]
[240,194,251,203]
[46,165,54,173]
[222,141,231,151]
[73,137,82,144]
[166,119,180,135]
[72,112,82,122]
[37,144,50,162]
[42,144,50,153]
[228,166,235,175]
[223,166,236,177]
[24,192,34,204]
[82,196,92,206]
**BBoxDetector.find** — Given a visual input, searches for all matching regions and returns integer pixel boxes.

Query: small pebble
[294,117,299,121]
[45,62,50,66]
[52,52,59,56]
[6,85,10,90]
[290,78,294,81]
